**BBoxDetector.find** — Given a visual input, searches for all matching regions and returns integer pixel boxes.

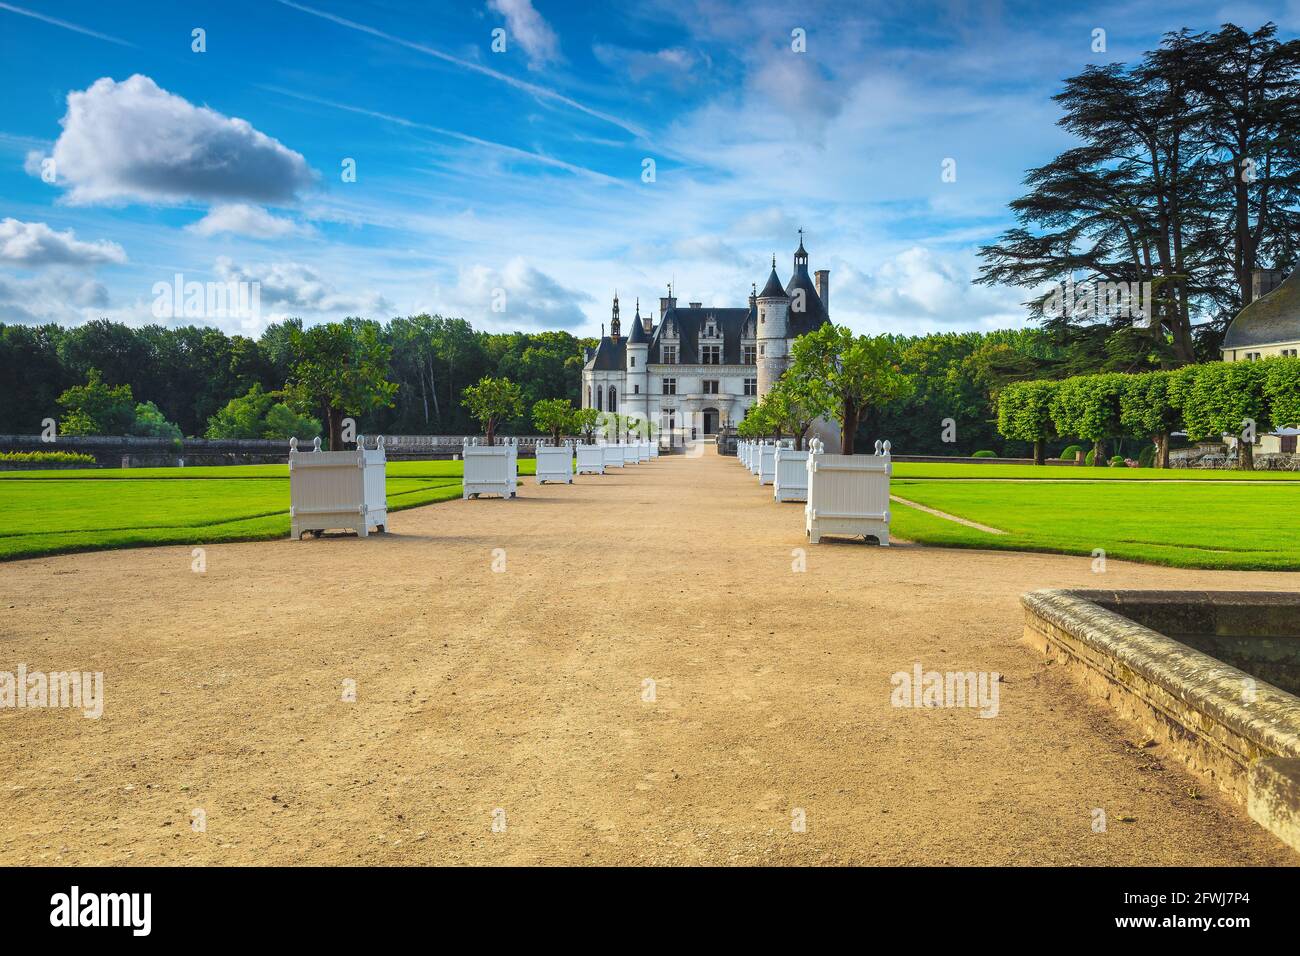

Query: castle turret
[624,296,650,420]
[756,255,790,396]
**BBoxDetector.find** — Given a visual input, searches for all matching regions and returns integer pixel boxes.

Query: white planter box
[289,435,387,539]
[622,443,639,465]
[603,443,624,468]
[742,441,752,468]
[575,443,605,475]
[462,437,518,499]
[535,441,574,484]
[773,447,808,502]
[758,442,781,485]
[805,438,891,545]
[649,441,659,459]
[636,440,650,463]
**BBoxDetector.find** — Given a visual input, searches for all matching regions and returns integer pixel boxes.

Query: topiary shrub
[1137,444,1156,469]
[1108,455,1126,467]
[971,450,997,458]
[1084,449,1096,466]
[1059,444,1084,461]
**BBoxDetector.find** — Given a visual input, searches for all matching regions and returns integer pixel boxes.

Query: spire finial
[771,254,776,268]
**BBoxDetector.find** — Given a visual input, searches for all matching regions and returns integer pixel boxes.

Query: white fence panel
[462,437,518,499]
[535,440,574,484]
[289,435,387,539]
[773,447,808,502]
[805,438,891,545]
[576,443,605,475]
[603,443,624,468]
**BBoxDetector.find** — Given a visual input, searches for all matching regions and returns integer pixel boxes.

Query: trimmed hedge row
[997,356,1300,469]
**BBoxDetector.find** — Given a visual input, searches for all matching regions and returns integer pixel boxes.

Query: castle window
[630,356,635,367]
[744,378,757,396]
[596,388,603,411]
[760,344,765,356]
[608,386,617,412]
[634,384,640,394]
[702,344,721,365]
[663,378,676,395]
[742,345,756,365]
[703,380,719,395]
[662,345,678,364]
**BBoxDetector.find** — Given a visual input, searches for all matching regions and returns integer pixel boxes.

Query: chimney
[815,270,830,314]
[658,295,677,320]
[688,301,702,309]
[1253,268,1286,301]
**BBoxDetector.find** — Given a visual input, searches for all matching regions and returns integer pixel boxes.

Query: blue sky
[1,0,1296,338]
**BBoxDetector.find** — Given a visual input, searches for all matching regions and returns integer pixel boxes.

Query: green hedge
[0,451,96,464]
[971,449,997,458]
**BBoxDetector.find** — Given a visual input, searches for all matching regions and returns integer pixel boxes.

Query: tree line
[997,357,1300,469]
[0,317,592,445]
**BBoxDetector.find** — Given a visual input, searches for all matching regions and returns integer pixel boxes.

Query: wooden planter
[636,440,650,463]
[805,438,891,545]
[649,440,659,459]
[773,446,808,502]
[289,435,387,539]
[622,443,639,465]
[603,443,624,469]
[575,443,605,475]
[462,437,518,499]
[758,441,783,486]
[535,440,574,484]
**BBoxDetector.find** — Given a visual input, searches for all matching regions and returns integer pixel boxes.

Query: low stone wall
[1021,589,1300,852]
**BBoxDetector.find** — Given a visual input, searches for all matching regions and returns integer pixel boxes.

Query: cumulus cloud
[213,257,390,318]
[0,272,111,324]
[186,204,312,239]
[0,218,126,266]
[837,246,1024,330]
[488,0,561,69]
[447,257,591,328]
[34,74,315,206]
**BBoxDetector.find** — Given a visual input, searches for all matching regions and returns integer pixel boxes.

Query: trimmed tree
[284,321,398,450]
[531,397,575,444]
[995,379,1059,465]
[1050,373,1127,468]
[789,324,914,455]
[571,407,600,444]
[1264,356,1300,433]
[766,374,818,450]
[1118,370,1180,469]
[462,376,523,446]
[1177,359,1270,469]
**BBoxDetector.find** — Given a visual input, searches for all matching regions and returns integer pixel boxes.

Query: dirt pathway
[0,451,1295,865]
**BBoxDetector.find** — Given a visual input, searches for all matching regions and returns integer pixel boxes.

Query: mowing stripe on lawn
[890,495,1006,534]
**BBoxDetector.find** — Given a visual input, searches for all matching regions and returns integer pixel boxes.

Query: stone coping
[1021,589,1300,762]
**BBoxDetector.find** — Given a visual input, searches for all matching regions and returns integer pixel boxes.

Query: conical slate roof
[627,312,650,344]
[1223,270,1300,349]
[758,265,788,299]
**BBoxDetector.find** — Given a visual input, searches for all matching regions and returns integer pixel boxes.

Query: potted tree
[531,398,575,485]
[789,325,913,543]
[461,376,523,498]
[768,375,818,502]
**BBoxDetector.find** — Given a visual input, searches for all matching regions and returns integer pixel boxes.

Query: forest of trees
[0,316,593,441]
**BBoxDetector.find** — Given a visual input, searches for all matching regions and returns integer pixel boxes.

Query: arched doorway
[701,406,719,436]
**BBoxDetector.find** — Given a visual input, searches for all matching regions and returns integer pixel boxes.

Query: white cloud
[444,257,592,328]
[0,218,126,266]
[0,271,111,324]
[488,0,561,69]
[592,43,704,87]
[36,74,315,206]
[214,257,390,319]
[186,204,312,239]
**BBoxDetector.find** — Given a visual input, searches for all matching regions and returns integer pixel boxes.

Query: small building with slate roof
[1222,267,1300,453]
[582,234,830,442]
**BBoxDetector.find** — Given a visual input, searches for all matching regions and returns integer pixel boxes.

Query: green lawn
[0,459,535,562]
[892,462,1300,481]
[890,476,1300,569]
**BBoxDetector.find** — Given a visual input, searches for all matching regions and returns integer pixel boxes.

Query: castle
[581,234,830,440]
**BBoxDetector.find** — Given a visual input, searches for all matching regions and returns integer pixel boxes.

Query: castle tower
[624,296,650,421]
[610,293,621,339]
[756,254,790,397]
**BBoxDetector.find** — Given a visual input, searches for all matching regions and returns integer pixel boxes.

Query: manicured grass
[892,462,1300,480]
[0,459,536,562]
[890,477,1300,569]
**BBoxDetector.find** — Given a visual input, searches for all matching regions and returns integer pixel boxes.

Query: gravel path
[1,451,1295,865]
